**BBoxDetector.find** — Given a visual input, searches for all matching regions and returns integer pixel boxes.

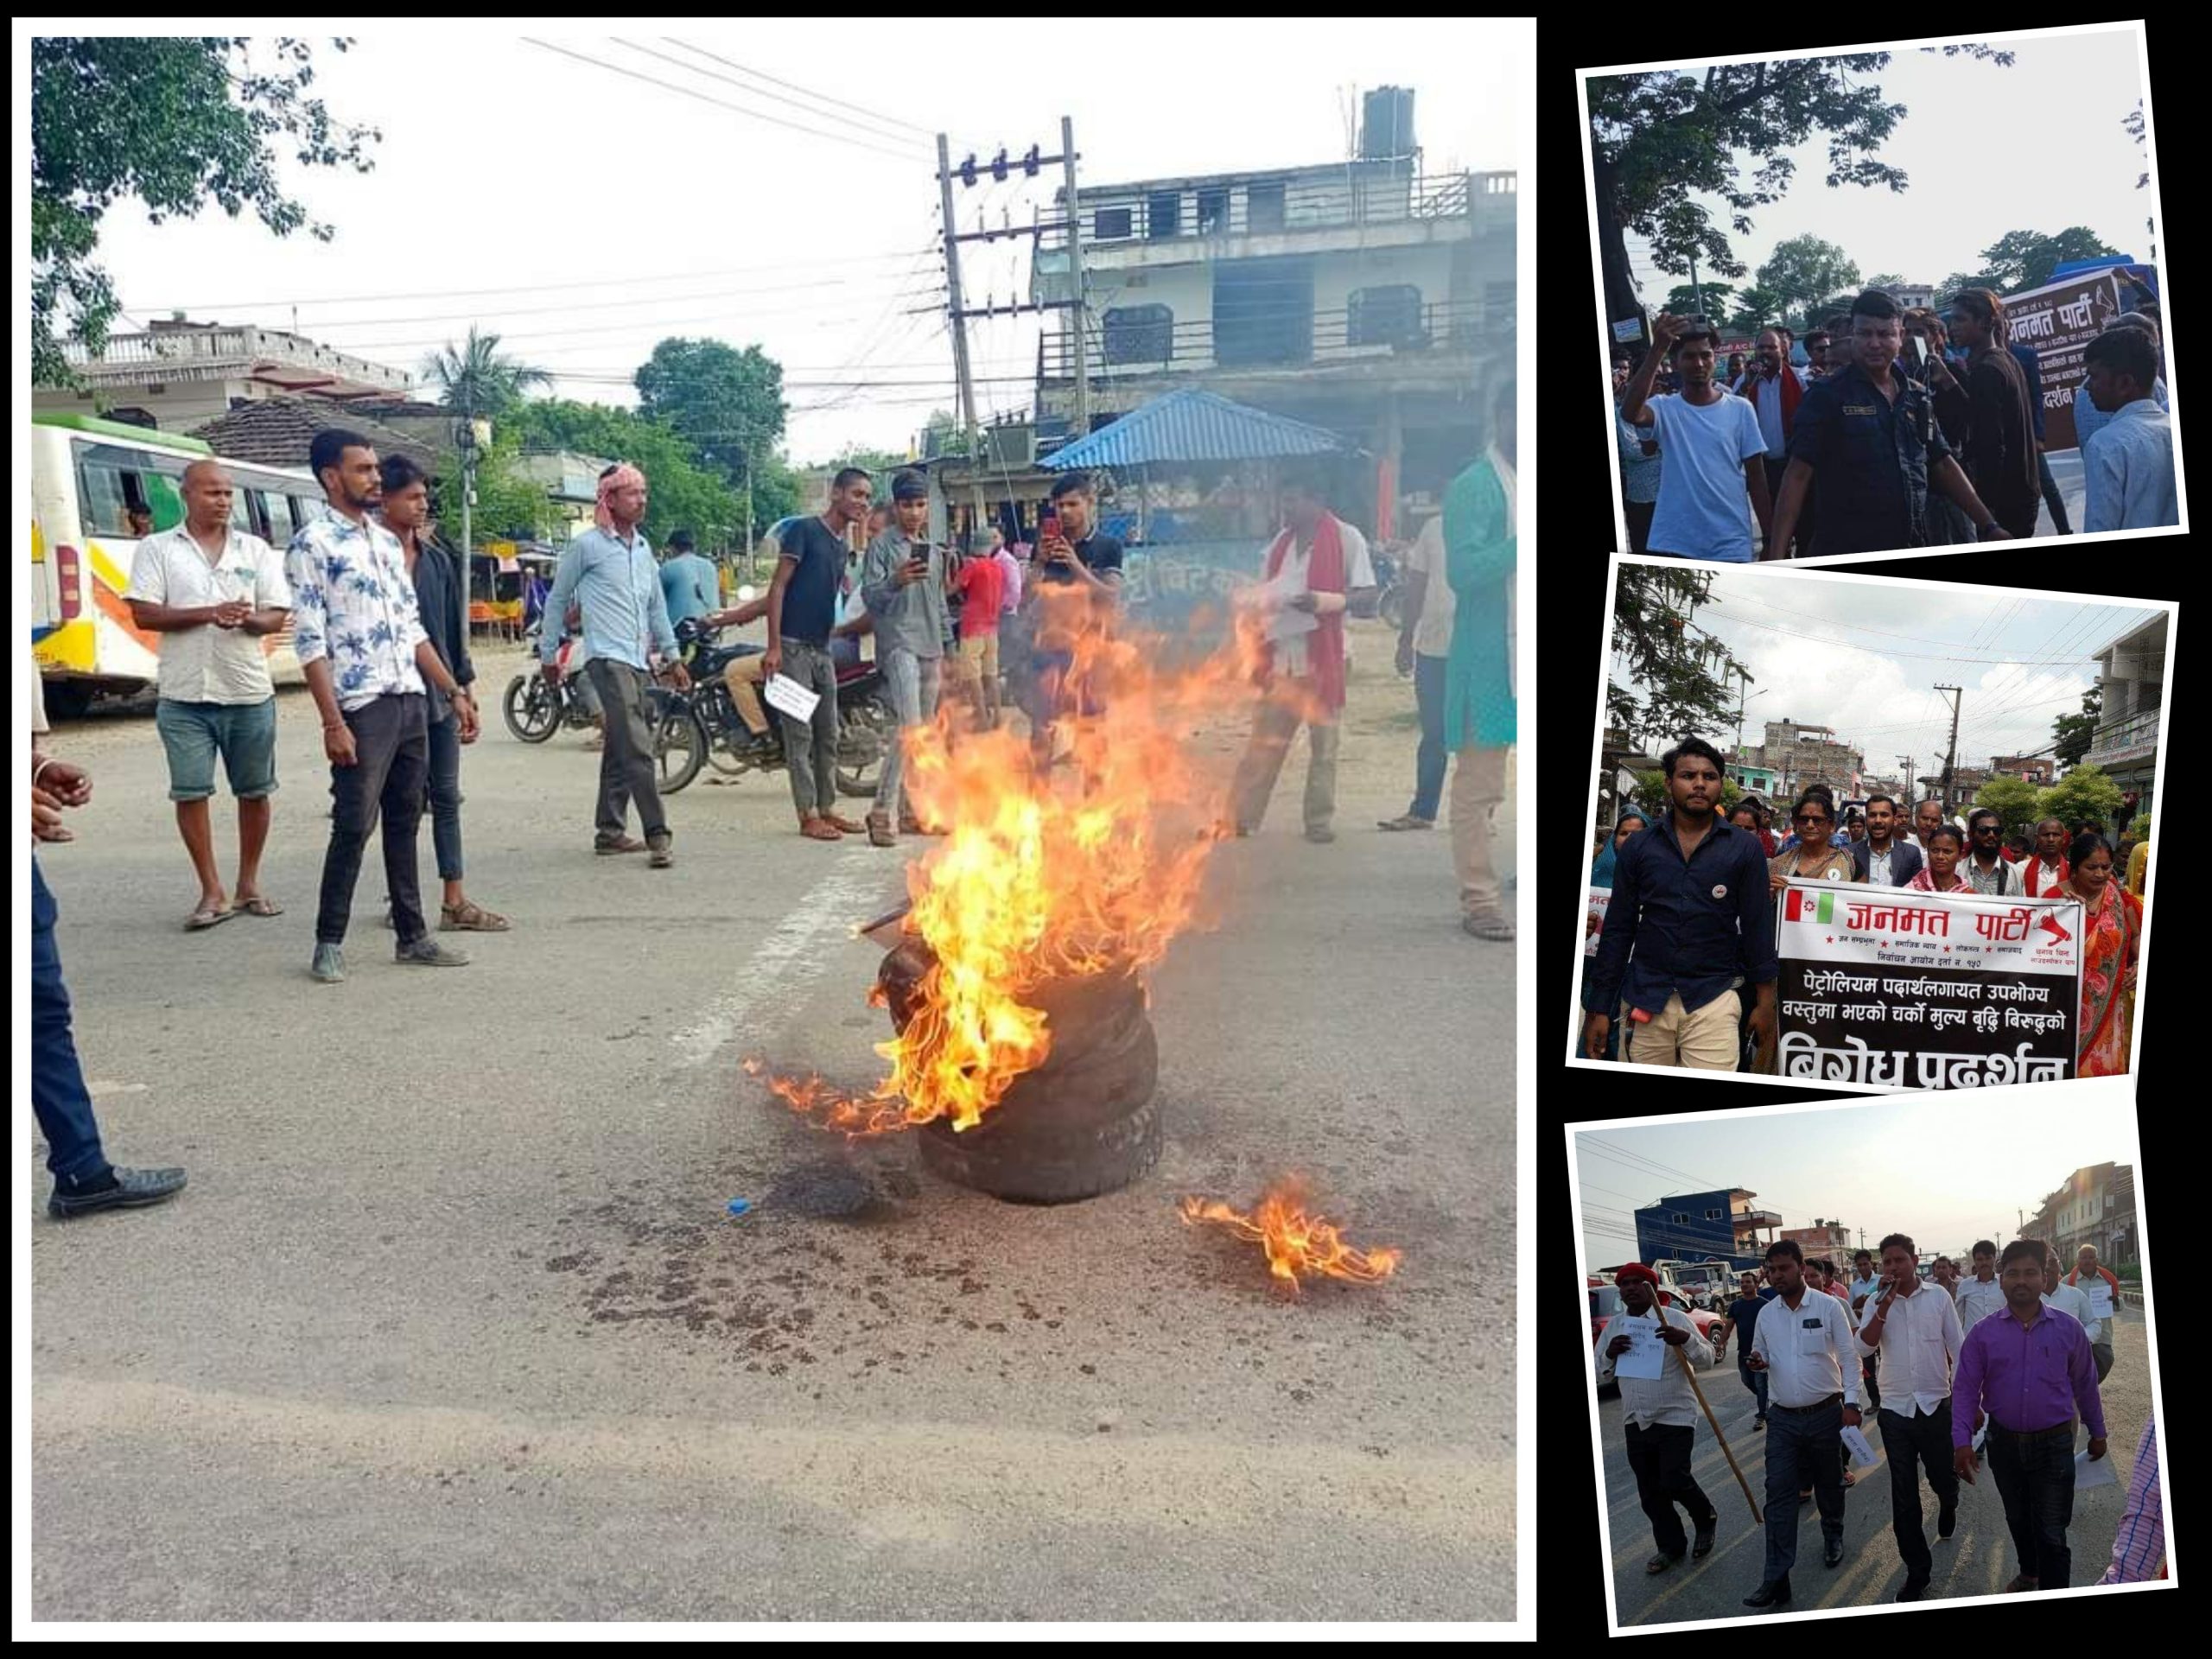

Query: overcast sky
[1605,27,2154,302]
[1576,1097,2138,1268]
[67,20,1520,463]
[1609,566,2159,783]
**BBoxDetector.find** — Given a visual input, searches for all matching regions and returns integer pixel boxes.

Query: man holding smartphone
[859,470,950,845]
[1021,470,1123,775]
[1853,1233,1964,1602]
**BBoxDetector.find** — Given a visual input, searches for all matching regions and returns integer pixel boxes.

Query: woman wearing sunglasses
[1767,790,1860,895]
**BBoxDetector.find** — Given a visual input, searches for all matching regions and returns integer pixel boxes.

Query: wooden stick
[1676,1335,1764,1525]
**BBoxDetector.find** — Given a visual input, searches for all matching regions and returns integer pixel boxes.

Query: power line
[658,36,933,139]
[611,36,933,156]
[519,37,925,164]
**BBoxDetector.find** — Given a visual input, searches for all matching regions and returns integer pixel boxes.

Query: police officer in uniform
[1765,289,2017,559]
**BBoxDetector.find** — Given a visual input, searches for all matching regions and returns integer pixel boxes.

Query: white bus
[31,412,319,715]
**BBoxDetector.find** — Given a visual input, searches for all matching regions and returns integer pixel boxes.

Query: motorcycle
[652,617,897,798]
[502,632,601,742]
[1370,548,1408,631]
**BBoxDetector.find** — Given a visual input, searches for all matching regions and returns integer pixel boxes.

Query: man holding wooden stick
[1593,1263,1720,1577]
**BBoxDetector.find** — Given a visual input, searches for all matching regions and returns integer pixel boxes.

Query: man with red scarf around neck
[1224,469,1376,843]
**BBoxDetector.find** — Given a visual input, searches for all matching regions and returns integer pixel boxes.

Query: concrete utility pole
[1936,684,1963,811]
[936,133,982,462]
[1063,115,1090,435]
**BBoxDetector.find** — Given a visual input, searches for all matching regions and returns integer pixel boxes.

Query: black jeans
[1762,1395,1846,1583]
[1877,1400,1958,1583]
[586,658,668,842]
[1762,454,1815,557]
[1987,1422,2076,1588]
[1862,1355,1881,1414]
[1624,498,1655,555]
[317,692,429,947]
[2037,448,2073,534]
[1624,1421,1715,1559]
[427,710,464,881]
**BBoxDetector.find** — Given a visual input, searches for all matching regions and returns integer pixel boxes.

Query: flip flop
[187,902,235,931]
[235,895,283,918]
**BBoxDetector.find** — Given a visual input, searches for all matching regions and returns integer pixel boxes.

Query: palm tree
[422,325,551,418]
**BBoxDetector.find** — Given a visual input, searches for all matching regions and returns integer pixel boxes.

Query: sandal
[1645,1554,1681,1575]
[824,812,868,836]
[594,836,647,855]
[1376,814,1434,831]
[234,894,283,918]
[441,900,511,932]
[867,811,897,848]
[800,816,844,842]
[1463,912,1516,942]
[187,901,235,931]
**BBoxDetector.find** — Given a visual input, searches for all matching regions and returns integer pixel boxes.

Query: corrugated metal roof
[188,396,442,473]
[1040,388,1347,470]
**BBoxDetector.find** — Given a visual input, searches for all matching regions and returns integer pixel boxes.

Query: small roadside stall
[1037,388,1354,655]
[470,540,558,640]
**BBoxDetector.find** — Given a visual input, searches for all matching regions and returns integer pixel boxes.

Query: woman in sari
[2067,832,2142,1077]
[1768,791,1859,893]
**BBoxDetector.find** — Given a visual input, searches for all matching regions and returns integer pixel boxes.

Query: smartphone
[1039,513,1060,542]
[1910,335,1928,367]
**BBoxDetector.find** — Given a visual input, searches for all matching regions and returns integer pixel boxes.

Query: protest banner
[1773,880,2083,1090]
[1999,264,2158,451]
[1586,887,1611,957]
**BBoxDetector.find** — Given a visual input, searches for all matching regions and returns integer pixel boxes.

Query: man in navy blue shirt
[1723,1271,1773,1428]
[1583,735,1778,1068]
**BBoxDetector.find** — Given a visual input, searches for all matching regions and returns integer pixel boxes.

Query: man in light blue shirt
[2078,327,2177,533]
[2069,313,2166,453]
[539,463,690,863]
[657,530,720,629]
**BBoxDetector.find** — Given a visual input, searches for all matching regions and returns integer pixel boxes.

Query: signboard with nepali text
[2000,265,2158,452]
[1774,880,2083,1090]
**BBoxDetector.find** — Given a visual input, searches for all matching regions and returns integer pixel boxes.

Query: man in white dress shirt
[1593,1262,1719,1577]
[1854,1233,1965,1601]
[1954,1239,2008,1329]
[1744,1239,1859,1607]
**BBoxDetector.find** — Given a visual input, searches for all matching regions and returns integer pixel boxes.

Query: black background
[1540,23,2183,1637]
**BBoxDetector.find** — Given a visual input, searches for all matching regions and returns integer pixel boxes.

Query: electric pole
[1936,684,1963,813]
[1898,755,1916,806]
[936,133,982,464]
[1062,116,1090,435]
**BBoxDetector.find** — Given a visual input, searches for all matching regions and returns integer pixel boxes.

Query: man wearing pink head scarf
[539,463,690,865]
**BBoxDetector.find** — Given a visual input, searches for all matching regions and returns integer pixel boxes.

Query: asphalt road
[29,619,1516,1622]
[1596,1304,2155,1625]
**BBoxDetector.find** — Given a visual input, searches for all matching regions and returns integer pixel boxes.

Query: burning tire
[878,943,1163,1204]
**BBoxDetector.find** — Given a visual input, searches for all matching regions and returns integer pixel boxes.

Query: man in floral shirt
[285,430,479,984]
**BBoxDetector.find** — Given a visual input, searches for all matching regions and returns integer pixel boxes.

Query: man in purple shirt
[1951,1239,2108,1591]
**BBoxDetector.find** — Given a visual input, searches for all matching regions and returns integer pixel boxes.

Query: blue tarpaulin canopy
[1039,387,1349,471]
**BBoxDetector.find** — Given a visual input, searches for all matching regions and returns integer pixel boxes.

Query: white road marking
[669,847,899,1068]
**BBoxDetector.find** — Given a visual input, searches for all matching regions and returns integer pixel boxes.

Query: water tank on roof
[1361,86,1416,161]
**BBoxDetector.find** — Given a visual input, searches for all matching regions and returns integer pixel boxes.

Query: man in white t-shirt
[1225,470,1376,844]
[1380,511,1453,832]
[123,459,292,930]
[1619,313,1775,563]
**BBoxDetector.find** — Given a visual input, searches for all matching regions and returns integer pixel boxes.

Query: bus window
[76,443,188,537]
[260,493,305,546]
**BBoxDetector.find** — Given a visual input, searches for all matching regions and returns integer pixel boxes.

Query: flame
[756,613,1253,1137]
[1179,1179,1403,1291]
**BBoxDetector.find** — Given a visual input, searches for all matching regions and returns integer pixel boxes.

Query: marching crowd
[30,402,1519,1220]
[1611,288,2177,561]
[1582,737,2147,1075]
[1594,1236,2160,1607]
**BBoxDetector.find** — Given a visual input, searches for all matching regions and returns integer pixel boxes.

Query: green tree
[1972,775,2044,843]
[1610,566,1750,751]
[2051,685,2104,768]
[920,409,971,458]
[2037,765,2123,835]
[31,36,380,387]
[511,399,742,550]
[435,429,553,552]
[1863,272,1907,293]
[1941,227,2123,298]
[633,337,788,487]
[1666,283,1734,321]
[2125,100,2147,190]
[1726,285,1786,334]
[423,325,551,421]
[1758,236,1861,322]
[1585,47,2012,328]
